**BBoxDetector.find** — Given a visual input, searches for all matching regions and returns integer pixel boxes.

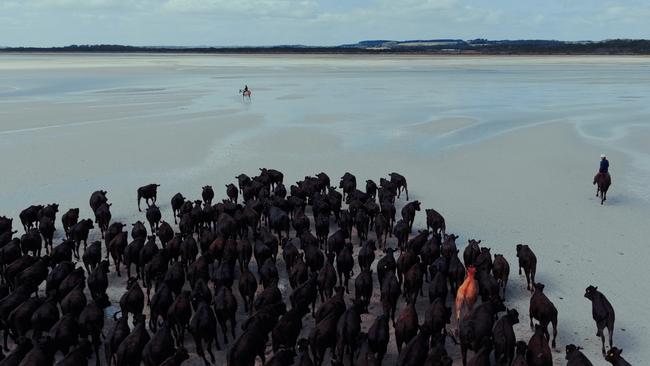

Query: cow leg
[206,337,216,362]
[230,316,236,338]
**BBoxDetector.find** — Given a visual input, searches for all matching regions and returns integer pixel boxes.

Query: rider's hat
[600,154,606,158]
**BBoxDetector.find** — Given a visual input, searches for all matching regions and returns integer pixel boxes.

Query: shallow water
[1,54,650,202]
[2,57,649,147]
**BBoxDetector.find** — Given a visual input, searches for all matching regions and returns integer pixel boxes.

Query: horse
[593,172,611,205]
[240,89,251,100]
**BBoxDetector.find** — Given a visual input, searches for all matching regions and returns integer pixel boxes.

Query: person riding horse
[594,154,611,204]
[241,85,251,99]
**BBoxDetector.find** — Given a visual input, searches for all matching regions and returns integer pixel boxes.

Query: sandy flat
[0,55,648,365]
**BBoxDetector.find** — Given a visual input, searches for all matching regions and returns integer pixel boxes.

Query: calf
[120,277,145,320]
[395,303,418,353]
[358,240,376,271]
[397,326,432,366]
[366,179,378,199]
[463,239,481,268]
[124,238,145,279]
[38,216,55,254]
[354,268,373,312]
[142,322,175,366]
[149,282,174,332]
[226,183,238,203]
[61,208,79,237]
[492,254,510,300]
[272,306,309,352]
[51,313,80,357]
[20,228,42,256]
[335,242,354,293]
[280,238,298,273]
[334,299,366,365]
[228,321,269,366]
[367,314,389,365]
[105,311,130,366]
[354,209,370,241]
[529,283,558,348]
[116,314,151,366]
[138,183,160,211]
[60,285,87,316]
[376,248,396,287]
[19,204,43,232]
[380,272,401,326]
[214,286,238,344]
[565,344,594,366]
[146,204,162,232]
[82,241,102,273]
[131,220,148,241]
[78,301,106,366]
[89,190,108,213]
[31,296,60,340]
[393,219,409,249]
[516,244,537,291]
[403,261,424,304]
[493,309,519,366]
[428,264,448,304]
[527,324,552,366]
[605,347,632,366]
[317,253,336,301]
[584,285,615,355]
[424,297,451,343]
[400,200,420,232]
[167,291,192,347]
[94,202,112,239]
[290,273,318,316]
[269,206,290,239]
[374,213,389,249]
[310,303,345,366]
[253,280,282,310]
[6,296,43,348]
[458,297,506,366]
[170,193,185,223]
[0,216,13,234]
[109,232,128,276]
[157,221,174,246]
[71,219,94,256]
[396,248,417,286]
[238,267,258,314]
[189,300,220,365]
[425,208,446,236]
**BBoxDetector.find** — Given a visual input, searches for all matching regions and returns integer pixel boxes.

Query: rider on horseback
[594,154,611,204]
[599,154,609,173]
[243,85,249,94]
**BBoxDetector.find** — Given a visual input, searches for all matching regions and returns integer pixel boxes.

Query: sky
[1,0,650,46]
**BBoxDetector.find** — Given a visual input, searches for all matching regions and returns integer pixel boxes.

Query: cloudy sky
[1,0,649,46]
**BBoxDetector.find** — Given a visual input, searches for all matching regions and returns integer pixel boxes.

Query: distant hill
[3,39,650,54]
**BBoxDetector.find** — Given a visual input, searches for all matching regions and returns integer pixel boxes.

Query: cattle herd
[0,169,632,365]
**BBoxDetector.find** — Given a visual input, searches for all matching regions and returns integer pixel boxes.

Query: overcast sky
[1,0,649,46]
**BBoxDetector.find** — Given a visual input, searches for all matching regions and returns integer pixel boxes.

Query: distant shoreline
[2,51,650,57]
[2,39,650,55]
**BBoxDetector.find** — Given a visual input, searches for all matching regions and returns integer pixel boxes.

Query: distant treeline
[3,39,650,54]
